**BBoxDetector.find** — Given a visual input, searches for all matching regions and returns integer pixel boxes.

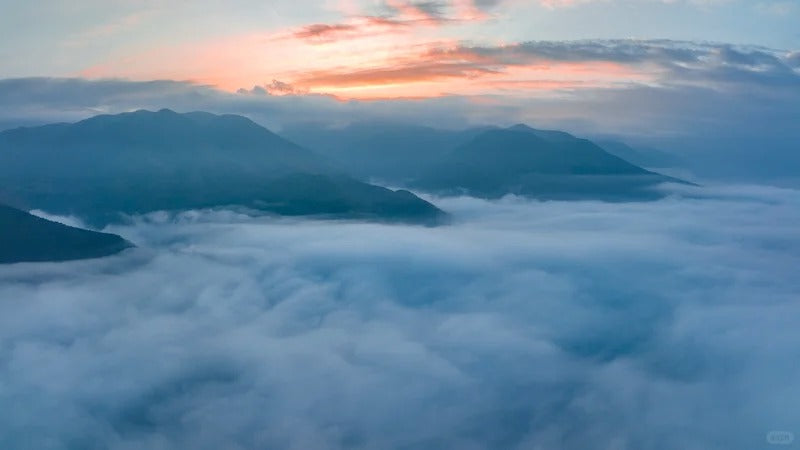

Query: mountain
[413,125,685,200]
[284,121,688,200]
[506,123,578,143]
[0,110,445,225]
[282,122,487,183]
[0,203,131,264]
[596,139,685,168]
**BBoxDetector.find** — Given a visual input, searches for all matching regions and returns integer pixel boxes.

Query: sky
[0,0,798,181]
[1,0,798,98]
[2,185,800,449]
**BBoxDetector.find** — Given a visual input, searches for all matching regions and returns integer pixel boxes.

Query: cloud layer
[1,186,799,449]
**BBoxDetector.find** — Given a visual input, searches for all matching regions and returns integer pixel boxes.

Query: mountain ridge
[413,125,687,200]
[0,110,446,225]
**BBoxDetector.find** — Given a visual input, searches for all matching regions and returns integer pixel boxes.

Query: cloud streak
[77,34,799,100]
[287,0,504,46]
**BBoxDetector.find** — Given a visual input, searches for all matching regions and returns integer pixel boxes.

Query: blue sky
[1,0,797,88]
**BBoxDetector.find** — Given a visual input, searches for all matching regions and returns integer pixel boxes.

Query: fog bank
[1,186,799,449]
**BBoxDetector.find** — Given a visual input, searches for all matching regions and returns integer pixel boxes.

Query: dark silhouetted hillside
[0,204,131,263]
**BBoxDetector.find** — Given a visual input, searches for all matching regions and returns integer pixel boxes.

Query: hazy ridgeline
[1,186,799,449]
[0,110,446,228]
[0,110,684,229]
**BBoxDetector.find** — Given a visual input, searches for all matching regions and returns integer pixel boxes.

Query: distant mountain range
[286,121,688,200]
[0,203,130,264]
[0,110,699,263]
[0,110,690,250]
[282,122,487,182]
[596,139,685,169]
[413,125,685,200]
[0,110,445,225]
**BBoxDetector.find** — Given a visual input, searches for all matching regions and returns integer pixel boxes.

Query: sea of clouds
[1,185,799,450]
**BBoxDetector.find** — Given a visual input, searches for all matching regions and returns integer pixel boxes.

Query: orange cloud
[287,1,501,46]
[278,43,655,99]
[290,16,409,44]
[80,37,658,100]
[78,4,659,101]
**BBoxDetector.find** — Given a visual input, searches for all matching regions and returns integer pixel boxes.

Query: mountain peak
[503,124,578,143]
[0,109,323,174]
[508,123,537,132]
[122,108,177,116]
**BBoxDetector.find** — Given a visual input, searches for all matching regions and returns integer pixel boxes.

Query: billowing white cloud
[1,185,799,449]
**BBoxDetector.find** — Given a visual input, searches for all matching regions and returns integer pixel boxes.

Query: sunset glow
[73,0,675,100]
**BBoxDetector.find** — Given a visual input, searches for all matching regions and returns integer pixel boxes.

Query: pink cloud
[77,2,664,101]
